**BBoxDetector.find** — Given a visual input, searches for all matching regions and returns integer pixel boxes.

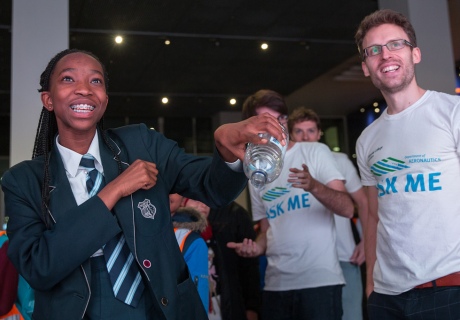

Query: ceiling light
[261,43,268,50]
[299,41,310,50]
[374,108,380,113]
[115,35,123,44]
[229,98,236,105]
[373,102,379,107]
[164,39,171,45]
[161,97,169,104]
[208,38,220,47]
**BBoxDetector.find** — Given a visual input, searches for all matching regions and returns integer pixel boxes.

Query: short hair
[355,9,417,60]
[241,89,288,120]
[288,106,321,134]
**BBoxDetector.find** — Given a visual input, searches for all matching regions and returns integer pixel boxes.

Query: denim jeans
[340,261,364,320]
[262,285,343,320]
[368,287,460,320]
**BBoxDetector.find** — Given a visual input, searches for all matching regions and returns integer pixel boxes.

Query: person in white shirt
[288,106,368,320]
[355,9,460,319]
[228,89,354,320]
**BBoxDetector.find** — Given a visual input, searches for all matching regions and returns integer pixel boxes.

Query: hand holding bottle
[214,113,287,162]
[244,121,289,188]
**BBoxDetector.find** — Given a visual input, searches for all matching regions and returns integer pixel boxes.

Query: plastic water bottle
[243,125,288,189]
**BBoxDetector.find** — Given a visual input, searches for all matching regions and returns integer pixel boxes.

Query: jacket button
[143,259,152,268]
[161,297,169,306]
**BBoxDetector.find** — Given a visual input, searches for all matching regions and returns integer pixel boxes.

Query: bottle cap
[251,170,267,189]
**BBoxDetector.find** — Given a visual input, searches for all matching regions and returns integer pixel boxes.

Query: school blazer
[2,123,247,320]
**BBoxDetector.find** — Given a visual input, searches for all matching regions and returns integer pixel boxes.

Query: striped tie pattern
[79,154,104,198]
[79,154,145,307]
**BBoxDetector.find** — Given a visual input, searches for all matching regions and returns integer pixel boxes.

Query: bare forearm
[214,124,239,162]
[365,215,377,296]
[363,186,378,296]
[255,231,267,255]
[310,182,353,218]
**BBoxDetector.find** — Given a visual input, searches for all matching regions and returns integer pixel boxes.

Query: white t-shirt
[250,142,345,291]
[356,90,460,295]
[332,152,363,262]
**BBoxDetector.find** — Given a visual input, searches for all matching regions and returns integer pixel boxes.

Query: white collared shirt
[56,132,104,256]
[56,132,104,206]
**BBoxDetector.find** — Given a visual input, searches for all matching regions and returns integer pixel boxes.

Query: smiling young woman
[2,49,286,320]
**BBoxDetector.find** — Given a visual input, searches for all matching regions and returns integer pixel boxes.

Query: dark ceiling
[0,0,382,120]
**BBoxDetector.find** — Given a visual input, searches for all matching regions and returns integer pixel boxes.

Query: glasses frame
[362,39,414,61]
[277,114,288,123]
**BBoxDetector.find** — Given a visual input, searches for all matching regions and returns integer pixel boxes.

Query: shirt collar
[56,131,103,177]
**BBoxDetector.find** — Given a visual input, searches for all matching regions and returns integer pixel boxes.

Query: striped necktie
[79,153,145,307]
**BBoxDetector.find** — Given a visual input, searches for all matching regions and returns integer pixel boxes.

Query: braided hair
[33,48,122,228]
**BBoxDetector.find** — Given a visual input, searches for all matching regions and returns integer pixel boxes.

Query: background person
[228,89,354,320]
[170,205,209,312]
[288,106,368,320]
[183,198,261,320]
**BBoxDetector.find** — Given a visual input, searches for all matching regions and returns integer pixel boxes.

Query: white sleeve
[356,135,376,187]
[309,142,344,184]
[334,153,363,193]
[248,183,266,222]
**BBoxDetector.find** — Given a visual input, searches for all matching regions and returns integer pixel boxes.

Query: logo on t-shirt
[372,155,443,197]
[371,157,410,177]
[261,186,291,201]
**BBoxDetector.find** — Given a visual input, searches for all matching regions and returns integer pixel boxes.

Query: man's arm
[288,164,354,218]
[363,186,378,297]
[349,187,368,266]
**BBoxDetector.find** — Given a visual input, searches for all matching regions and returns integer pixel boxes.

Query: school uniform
[2,123,247,320]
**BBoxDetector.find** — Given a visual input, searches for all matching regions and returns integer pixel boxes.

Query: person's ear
[361,61,370,77]
[412,47,421,65]
[41,92,54,111]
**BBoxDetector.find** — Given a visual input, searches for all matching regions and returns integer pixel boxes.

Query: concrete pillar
[11,0,68,166]
[3,0,68,224]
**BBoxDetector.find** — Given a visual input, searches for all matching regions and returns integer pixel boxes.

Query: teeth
[70,104,95,112]
[382,65,399,73]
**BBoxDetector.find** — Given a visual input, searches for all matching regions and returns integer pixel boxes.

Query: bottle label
[269,136,285,155]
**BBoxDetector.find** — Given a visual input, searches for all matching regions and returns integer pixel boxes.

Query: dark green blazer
[2,123,247,320]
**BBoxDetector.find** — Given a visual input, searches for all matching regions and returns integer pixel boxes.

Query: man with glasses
[355,9,460,319]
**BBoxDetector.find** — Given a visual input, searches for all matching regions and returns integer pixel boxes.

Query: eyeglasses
[362,39,414,61]
[277,114,288,124]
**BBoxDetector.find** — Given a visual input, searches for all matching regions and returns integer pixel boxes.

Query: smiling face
[291,120,321,142]
[361,23,421,95]
[40,52,108,145]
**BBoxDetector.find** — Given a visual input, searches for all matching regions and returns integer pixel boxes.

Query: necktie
[79,154,145,307]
